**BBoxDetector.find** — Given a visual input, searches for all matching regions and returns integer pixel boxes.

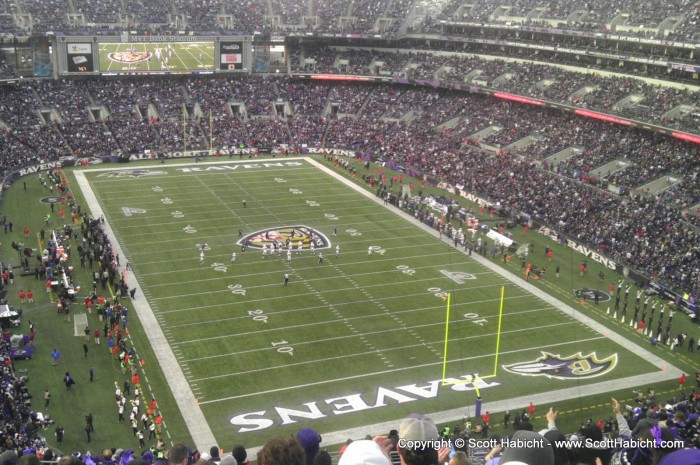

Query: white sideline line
[303,157,677,373]
[222,157,681,457]
[74,169,217,451]
[77,157,682,455]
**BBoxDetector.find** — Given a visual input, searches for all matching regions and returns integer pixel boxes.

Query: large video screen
[66,43,94,73]
[219,42,243,70]
[98,42,215,74]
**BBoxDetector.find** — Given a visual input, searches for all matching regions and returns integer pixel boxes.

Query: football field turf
[73,157,677,449]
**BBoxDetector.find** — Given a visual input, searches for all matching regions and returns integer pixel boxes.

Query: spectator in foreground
[338,440,391,465]
[168,445,191,465]
[500,430,553,465]
[231,446,250,465]
[397,414,448,465]
[257,436,305,465]
[297,428,322,465]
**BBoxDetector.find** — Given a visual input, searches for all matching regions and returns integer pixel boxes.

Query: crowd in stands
[73,0,120,24]
[155,120,207,151]
[0,351,45,455]
[57,121,118,157]
[18,0,72,33]
[0,0,697,43]
[3,388,700,465]
[184,78,235,117]
[419,0,699,42]
[243,118,290,147]
[0,74,698,298]
[221,0,269,35]
[289,46,700,135]
[200,117,248,150]
[328,83,373,115]
[0,79,698,465]
[229,76,278,116]
[279,80,329,116]
[288,116,326,147]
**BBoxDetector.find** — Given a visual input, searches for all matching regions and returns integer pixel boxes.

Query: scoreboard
[219,42,244,70]
[57,36,252,75]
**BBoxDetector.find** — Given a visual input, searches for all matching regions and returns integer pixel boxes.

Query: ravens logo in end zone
[96,170,167,178]
[503,351,618,380]
[238,226,331,250]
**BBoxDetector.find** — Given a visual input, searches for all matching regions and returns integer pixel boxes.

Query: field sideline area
[69,156,680,452]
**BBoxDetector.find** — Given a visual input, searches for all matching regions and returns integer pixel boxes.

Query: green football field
[98,42,215,73]
[72,157,678,449]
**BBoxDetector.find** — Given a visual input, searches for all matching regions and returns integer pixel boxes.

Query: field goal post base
[439,286,506,394]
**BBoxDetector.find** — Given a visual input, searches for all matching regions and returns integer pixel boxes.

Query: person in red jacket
[19,290,25,303]
[27,289,33,303]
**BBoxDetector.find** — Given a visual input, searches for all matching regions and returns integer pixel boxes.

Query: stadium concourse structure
[74,157,682,455]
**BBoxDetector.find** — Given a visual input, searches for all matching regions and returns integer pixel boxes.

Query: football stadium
[0,2,698,465]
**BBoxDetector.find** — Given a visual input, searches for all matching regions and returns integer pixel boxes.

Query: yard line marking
[74,169,217,452]
[101,184,361,206]
[120,228,448,250]
[196,335,604,403]
[330,259,439,362]
[86,157,683,455]
[228,168,396,367]
[111,216,415,244]
[159,291,531,319]
[182,318,568,363]
[138,246,478,270]
[150,277,511,302]
[143,263,495,288]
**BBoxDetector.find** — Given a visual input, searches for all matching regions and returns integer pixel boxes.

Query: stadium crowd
[288,46,699,135]
[0,204,699,463]
[0,1,698,463]
[2,378,700,465]
[418,0,699,42]
[0,0,697,43]
[0,76,698,297]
